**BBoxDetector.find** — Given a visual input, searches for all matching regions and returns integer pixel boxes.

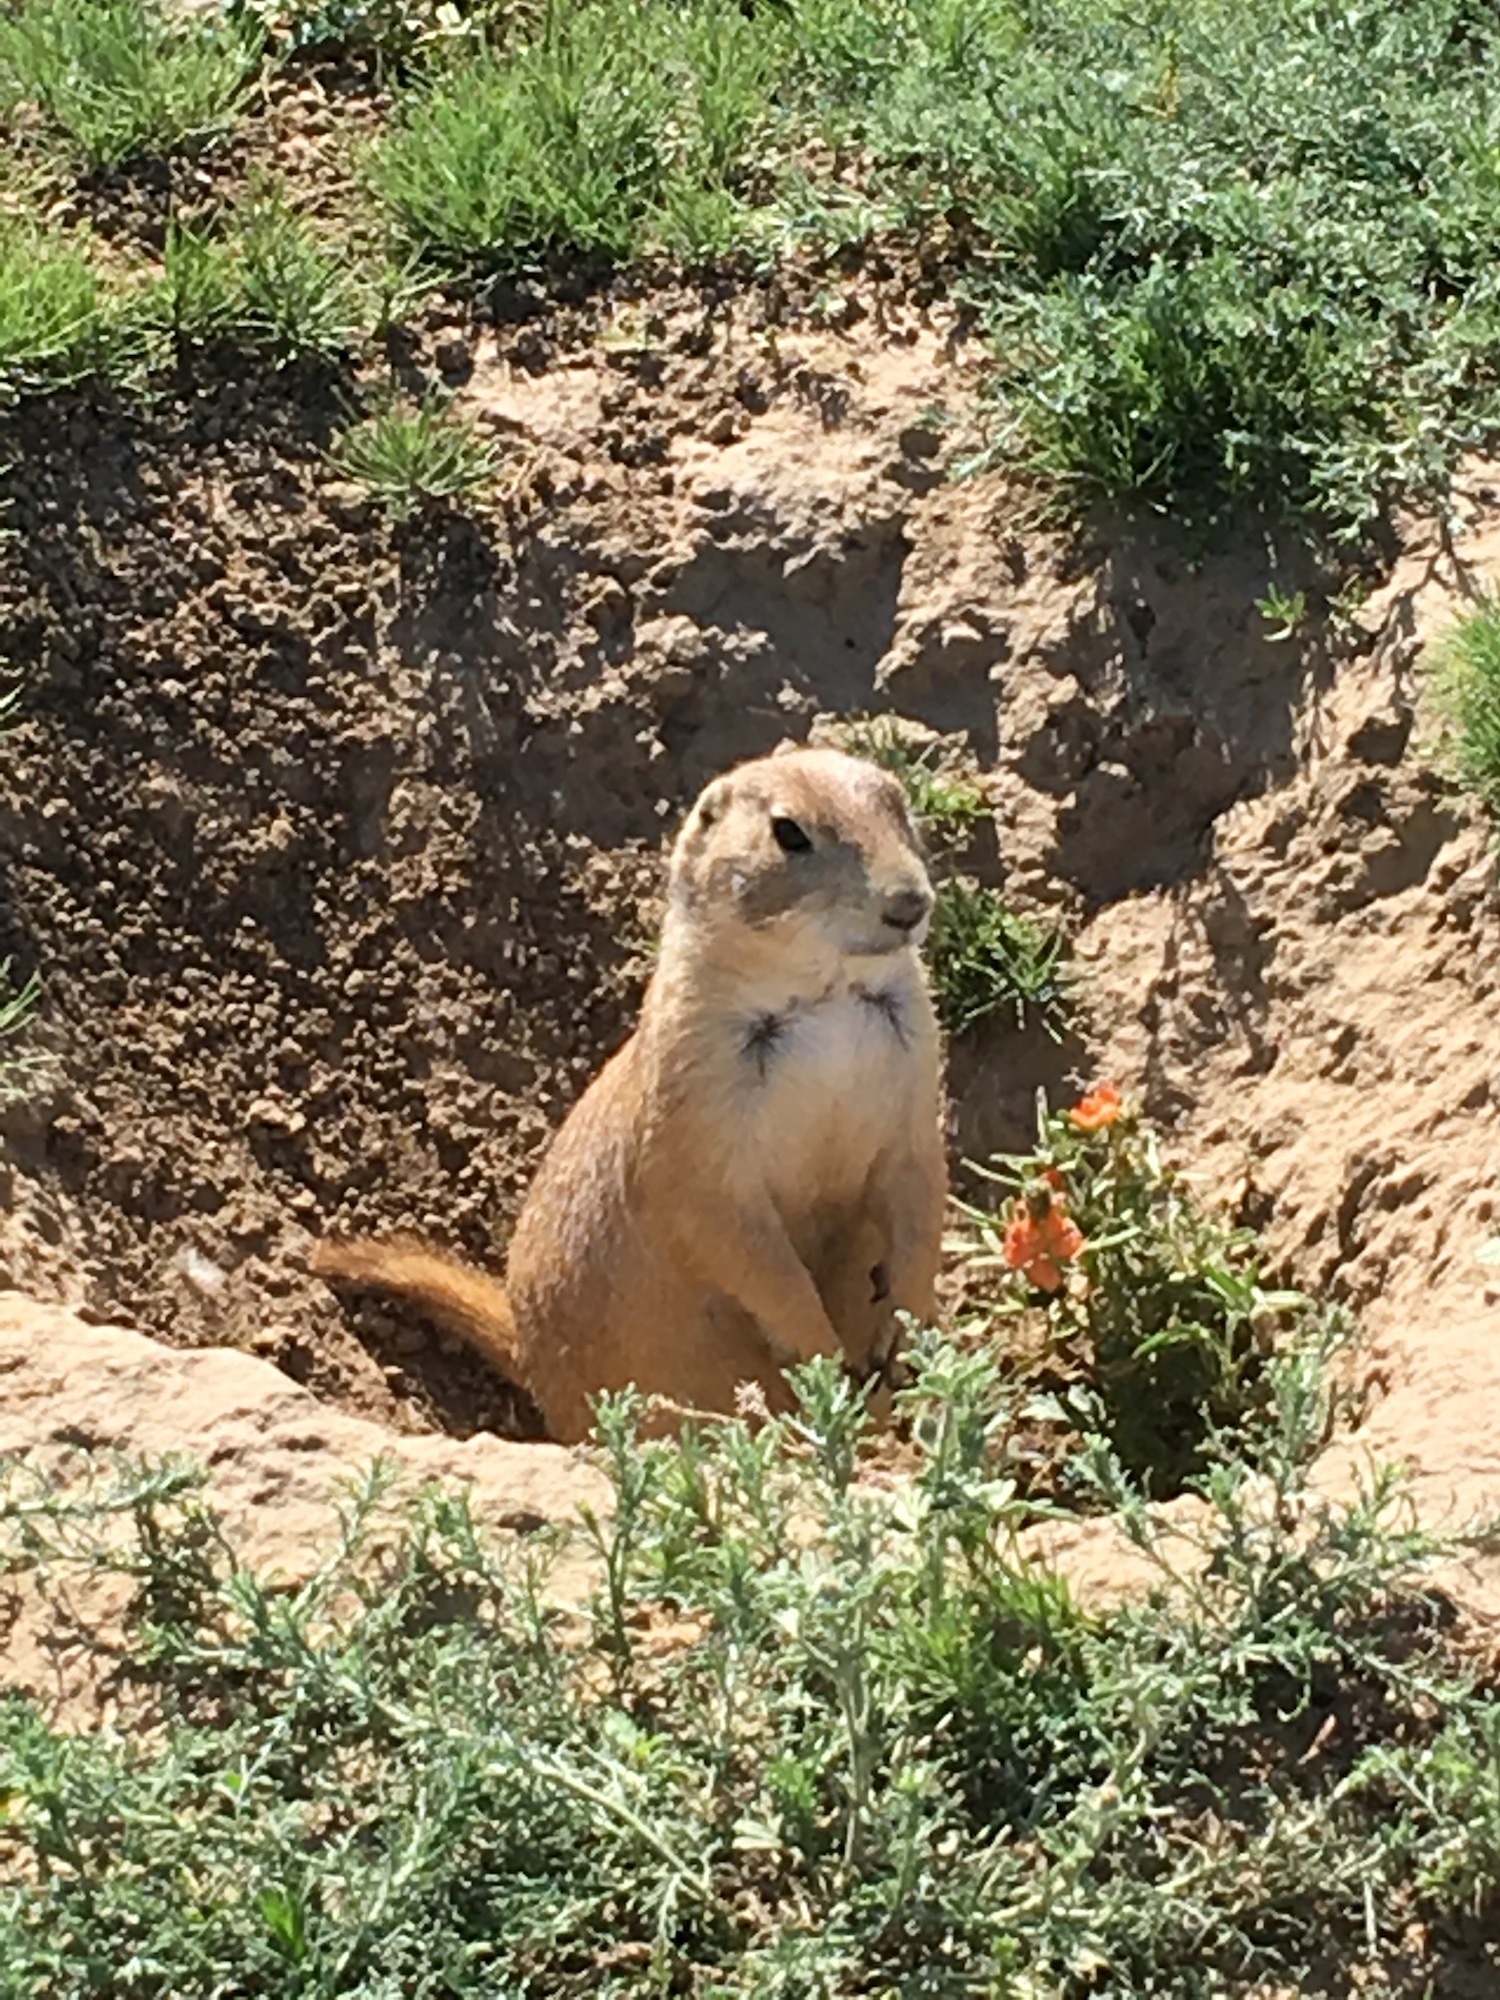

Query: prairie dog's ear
[691,776,733,828]
[769,738,802,760]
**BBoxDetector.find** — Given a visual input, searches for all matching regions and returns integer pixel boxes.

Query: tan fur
[313,745,948,1442]
[309,1237,519,1374]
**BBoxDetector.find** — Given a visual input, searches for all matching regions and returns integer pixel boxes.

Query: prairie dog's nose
[882,884,933,934]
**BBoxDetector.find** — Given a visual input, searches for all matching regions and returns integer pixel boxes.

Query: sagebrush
[1,1321,1497,1995]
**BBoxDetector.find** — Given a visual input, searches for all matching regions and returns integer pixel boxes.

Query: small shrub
[0,0,262,171]
[332,390,502,517]
[1428,595,1500,819]
[957,1085,1332,1488]
[997,254,1411,534]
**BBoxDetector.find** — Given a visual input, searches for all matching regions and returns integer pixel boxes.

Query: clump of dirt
[0,274,1496,1507]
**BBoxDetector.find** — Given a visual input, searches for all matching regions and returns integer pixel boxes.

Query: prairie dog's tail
[310,1236,519,1378]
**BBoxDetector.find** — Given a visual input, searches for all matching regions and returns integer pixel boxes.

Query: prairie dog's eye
[771,815,813,854]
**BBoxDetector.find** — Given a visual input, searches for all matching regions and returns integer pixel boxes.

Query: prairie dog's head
[668,746,934,963]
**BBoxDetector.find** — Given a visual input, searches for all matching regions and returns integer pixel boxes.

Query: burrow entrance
[0,296,1406,1443]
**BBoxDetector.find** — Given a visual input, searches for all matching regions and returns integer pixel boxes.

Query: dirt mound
[0,280,1496,1489]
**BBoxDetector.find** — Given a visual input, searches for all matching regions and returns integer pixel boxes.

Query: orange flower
[1069,1082,1123,1132]
[1002,1184,1086,1293]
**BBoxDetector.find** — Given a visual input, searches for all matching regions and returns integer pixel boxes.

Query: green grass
[0,175,362,402]
[1256,583,1310,641]
[146,191,361,362]
[3,1319,1499,1996]
[0,0,262,171]
[840,714,989,847]
[0,959,41,1105]
[794,0,1500,536]
[0,217,118,402]
[0,185,358,401]
[148,217,248,350]
[928,877,1072,1039]
[332,390,502,517]
[372,0,782,267]
[1429,596,1500,820]
[233,188,362,360]
[1,0,1497,539]
[359,0,1500,542]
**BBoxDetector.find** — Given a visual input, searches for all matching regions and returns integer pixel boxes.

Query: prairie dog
[313,745,947,1441]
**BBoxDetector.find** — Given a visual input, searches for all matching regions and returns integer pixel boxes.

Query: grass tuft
[373,0,780,267]
[331,390,502,517]
[0,0,262,171]
[234,188,360,360]
[841,712,989,845]
[1428,595,1500,820]
[928,876,1071,1039]
[0,959,44,1105]
[149,217,246,350]
[0,217,118,402]
[145,191,360,363]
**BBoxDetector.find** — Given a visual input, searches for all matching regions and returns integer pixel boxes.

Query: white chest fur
[741,977,918,1205]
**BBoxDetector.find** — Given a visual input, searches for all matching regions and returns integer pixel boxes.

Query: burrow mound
[0,276,1494,1450]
